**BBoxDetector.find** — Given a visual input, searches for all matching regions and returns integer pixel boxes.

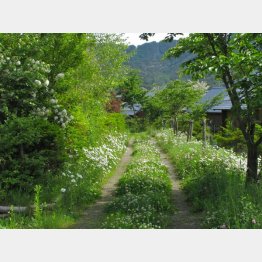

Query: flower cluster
[156,129,249,173]
[0,48,72,128]
[83,133,127,173]
[60,132,127,194]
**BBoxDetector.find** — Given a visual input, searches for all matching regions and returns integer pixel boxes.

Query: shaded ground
[155,141,203,229]
[69,140,133,229]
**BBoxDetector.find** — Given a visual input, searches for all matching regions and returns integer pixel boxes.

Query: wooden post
[187,121,190,142]
[171,118,175,134]
[189,120,194,141]
[202,118,207,147]
[174,117,178,136]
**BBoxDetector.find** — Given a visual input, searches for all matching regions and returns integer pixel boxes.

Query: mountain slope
[127,41,219,89]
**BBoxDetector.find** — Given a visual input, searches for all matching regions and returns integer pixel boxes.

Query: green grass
[156,129,262,229]
[102,137,174,229]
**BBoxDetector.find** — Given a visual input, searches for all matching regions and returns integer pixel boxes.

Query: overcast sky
[124,33,188,46]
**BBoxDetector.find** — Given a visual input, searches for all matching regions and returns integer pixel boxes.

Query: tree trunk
[187,120,193,142]
[246,143,259,182]
[19,144,24,158]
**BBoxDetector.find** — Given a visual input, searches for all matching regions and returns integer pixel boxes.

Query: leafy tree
[150,80,207,126]
[0,33,89,89]
[118,70,146,113]
[0,33,130,196]
[141,33,262,182]
[157,80,207,118]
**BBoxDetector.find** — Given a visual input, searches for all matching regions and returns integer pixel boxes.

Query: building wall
[206,113,223,132]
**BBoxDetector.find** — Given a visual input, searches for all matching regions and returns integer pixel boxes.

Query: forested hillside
[127,41,219,89]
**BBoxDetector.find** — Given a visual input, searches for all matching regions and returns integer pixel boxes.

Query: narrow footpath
[155,140,202,229]
[70,139,133,229]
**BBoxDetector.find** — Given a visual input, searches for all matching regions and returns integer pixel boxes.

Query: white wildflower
[60,188,66,193]
[34,80,41,86]
[76,174,83,179]
[44,79,49,87]
[55,73,65,80]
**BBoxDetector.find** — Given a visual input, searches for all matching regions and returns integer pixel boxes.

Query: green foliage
[214,121,247,152]
[102,138,174,229]
[156,129,262,228]
[33,185,43,228]
[0,117,64,194]
[158,80,207,117]
[118,69,146,106]
[0,33,130,229]
[125,117,147,133]
[144,80,208,126]
[164,33,262,180]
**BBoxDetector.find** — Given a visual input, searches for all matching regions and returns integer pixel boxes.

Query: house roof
[201,86,232,113]
[121,104,142,116]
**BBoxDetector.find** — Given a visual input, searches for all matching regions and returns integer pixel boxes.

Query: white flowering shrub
[102,138,174,229]
[83,132,127,173]
[156,129,262,229]
[0,45,72,128]
[0,44,73,195]
[58,132,127,208]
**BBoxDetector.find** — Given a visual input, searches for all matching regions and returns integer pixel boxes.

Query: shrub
[56,132,128,210]
[0,116,65,196]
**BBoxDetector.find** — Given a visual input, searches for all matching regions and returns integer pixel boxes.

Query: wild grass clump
[102,138,174,229]
[156,129,262,229]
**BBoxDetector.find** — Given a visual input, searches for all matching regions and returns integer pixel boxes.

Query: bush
[56,132,128,210]
[214,121,247,153]
[0,116,65,197]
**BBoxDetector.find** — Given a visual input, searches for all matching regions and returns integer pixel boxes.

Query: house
[201,86,229,131]
[201,86,262,132]
[121,103,143,117]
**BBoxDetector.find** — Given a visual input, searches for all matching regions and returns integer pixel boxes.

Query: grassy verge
[155,129,262,229]
[102,138,174,229]
[0,132,128,229]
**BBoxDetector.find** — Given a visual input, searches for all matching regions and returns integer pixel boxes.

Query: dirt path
[69,140,133,229]
[155,141,202,229]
